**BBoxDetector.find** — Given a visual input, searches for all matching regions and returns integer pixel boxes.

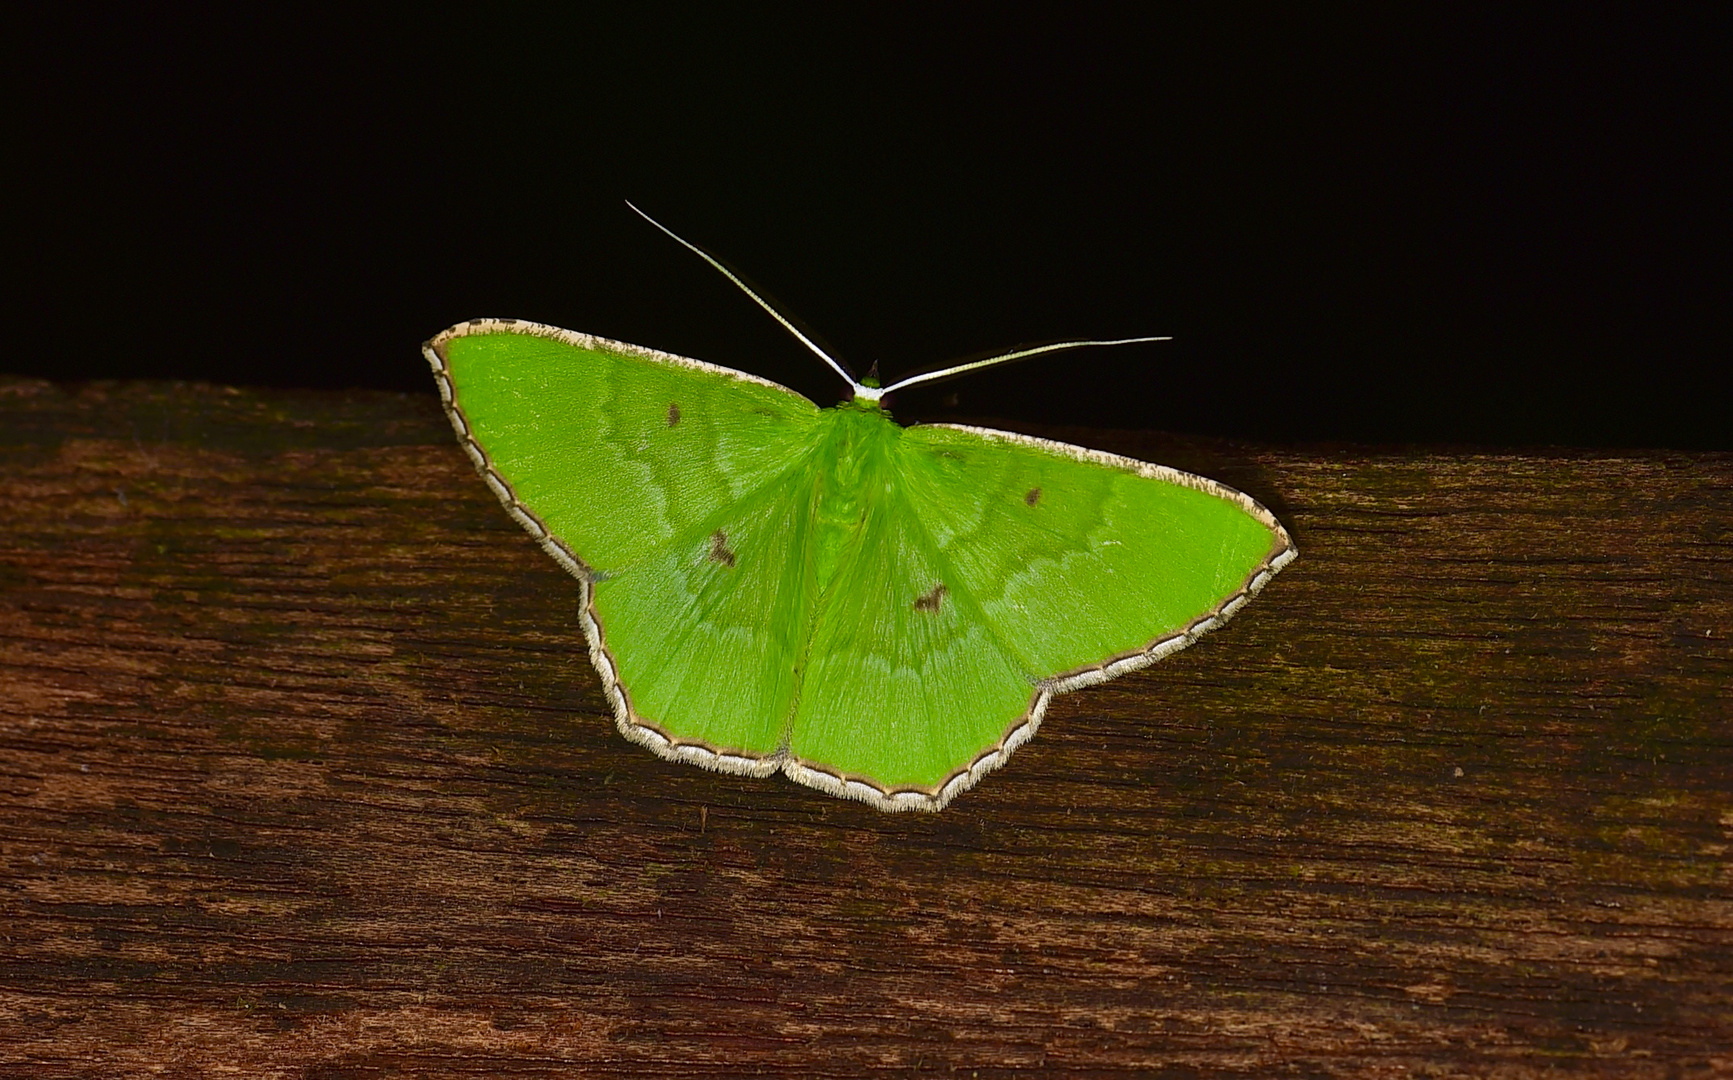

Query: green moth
[424,208,1295,811]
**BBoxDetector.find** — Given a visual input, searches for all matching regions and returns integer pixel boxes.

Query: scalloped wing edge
[425,323,1297,813]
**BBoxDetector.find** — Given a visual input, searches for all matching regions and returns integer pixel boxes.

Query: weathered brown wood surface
[1,376,1728,1078]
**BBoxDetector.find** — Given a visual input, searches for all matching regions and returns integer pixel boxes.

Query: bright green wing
[787,421,1294,808]
[427,320,820,575]
[425,319,822,773]
[786,475,1033,803]
[592,477,816,763]
[898,423,1294,677]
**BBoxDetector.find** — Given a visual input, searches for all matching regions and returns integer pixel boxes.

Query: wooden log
[1,376,1728,1078]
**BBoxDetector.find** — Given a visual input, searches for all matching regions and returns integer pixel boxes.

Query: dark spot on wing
[667,402,681,426]
[708,531,736,568]
[914,583,947,612]
[1025,487,1041,506]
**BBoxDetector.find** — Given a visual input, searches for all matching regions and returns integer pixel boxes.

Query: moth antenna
[626,201,862,392]
[878,336,1172,397]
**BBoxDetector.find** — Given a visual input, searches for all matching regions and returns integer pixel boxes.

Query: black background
[12,8,1726,447]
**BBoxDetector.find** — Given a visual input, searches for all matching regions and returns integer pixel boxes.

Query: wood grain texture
[1,377,1728,1078]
